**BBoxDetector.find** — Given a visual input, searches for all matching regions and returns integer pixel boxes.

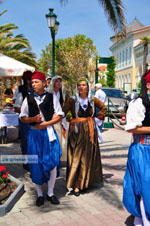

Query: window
[119,52,121,67]
[125,74,127,83]
[116,76,118,88]
[122,50,124,66]
[128,72,131,83]
[117,53,119,68]
[126,48,128,65]
[122,75,124,88]
[119,75,121,88]
[129,47,132,64]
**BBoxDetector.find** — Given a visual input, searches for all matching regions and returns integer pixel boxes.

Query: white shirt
[19,93,64,142]
[125,98,145,131]
[79,97,88,111]
[95,89,106,103]
[19,94,64,118]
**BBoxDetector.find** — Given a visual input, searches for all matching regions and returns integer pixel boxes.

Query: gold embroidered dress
[63,96,107,190]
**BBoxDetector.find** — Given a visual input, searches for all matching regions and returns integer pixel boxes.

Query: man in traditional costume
[123,69,150,225]
[20,71,64,206]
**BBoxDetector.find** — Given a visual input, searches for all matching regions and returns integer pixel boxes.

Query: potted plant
[0,165,24,216]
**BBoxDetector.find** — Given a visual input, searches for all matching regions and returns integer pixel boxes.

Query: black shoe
[73,190,80,196]
[47,195,60,205]
[36,196,44,206]
[23,164,30,171]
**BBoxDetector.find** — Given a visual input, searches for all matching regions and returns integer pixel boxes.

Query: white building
[110,18,150,93]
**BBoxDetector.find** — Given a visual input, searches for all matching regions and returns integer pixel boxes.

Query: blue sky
[0,0,149,60]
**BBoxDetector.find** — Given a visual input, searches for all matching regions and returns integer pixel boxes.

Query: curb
[0,174,24,216]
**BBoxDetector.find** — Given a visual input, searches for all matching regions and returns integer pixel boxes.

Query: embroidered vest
[78,102,95,118]
[27,92,54,125]
[142,97,150,126]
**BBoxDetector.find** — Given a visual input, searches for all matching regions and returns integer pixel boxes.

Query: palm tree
[60,0,126,32]
[0,23,38,68]
[140,36,150,74]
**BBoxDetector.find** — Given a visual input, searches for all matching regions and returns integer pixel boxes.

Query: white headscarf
[74,78,94,118]
[47,75,66,102]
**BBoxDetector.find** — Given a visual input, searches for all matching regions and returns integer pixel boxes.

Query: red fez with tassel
[32,71,46,81]
[144,69,150,84]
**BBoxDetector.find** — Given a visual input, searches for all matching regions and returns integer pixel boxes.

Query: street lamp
[46,8,60,77]
[95,56,98,84]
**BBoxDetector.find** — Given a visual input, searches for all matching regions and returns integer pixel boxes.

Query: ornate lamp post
[46,8,60,77]
[95,56,98,84]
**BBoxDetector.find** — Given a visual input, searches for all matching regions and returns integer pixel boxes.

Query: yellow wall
[115,67,137,90]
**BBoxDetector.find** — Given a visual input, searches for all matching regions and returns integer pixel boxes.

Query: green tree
[106,57,116,87]
[60,0,126,32]
[0,22,38,68]
[140,36,150,74]
[38,34,97,88]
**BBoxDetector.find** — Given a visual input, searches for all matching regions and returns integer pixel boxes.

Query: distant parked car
[101,87,127,117]
[124,91,139,112]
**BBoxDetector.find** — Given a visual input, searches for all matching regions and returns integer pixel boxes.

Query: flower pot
[0,174,24,216]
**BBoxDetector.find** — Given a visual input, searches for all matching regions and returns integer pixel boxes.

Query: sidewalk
[0,126,134,226]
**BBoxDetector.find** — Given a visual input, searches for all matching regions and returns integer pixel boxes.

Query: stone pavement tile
[0,216,19,226]
[19,217,45,226]
[79,213,103,225]
[58,216,78,225]
[35,222,50,226]
[83,215,102,225]
[5,223,22,226]
[47,218,61,225]
[50,223,64,226]
[72,217,89,225]
[41,213,62,225]
[0,222,7,226]
[47,210,67,220]
[64,223,80,226]
[61,209,81,219]
[15,215,33,225]
[95,213,114,223]
[104,219,123,226]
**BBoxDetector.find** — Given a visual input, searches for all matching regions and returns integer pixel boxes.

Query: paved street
[0,125,134,226]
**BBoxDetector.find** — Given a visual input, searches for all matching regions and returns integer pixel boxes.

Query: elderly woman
[47,75,69,162]
[62,78,107,196]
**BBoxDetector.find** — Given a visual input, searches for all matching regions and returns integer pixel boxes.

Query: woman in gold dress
[62,78,107,196]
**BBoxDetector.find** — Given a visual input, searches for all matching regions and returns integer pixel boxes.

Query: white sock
[35,184,43,197]
[24,155,28,164]
[134,216,143,226]
[140,197,150,226]
[47,167,56,197]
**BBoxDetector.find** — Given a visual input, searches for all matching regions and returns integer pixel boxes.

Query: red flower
[0,166,9,184]
[0,166,6,171]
